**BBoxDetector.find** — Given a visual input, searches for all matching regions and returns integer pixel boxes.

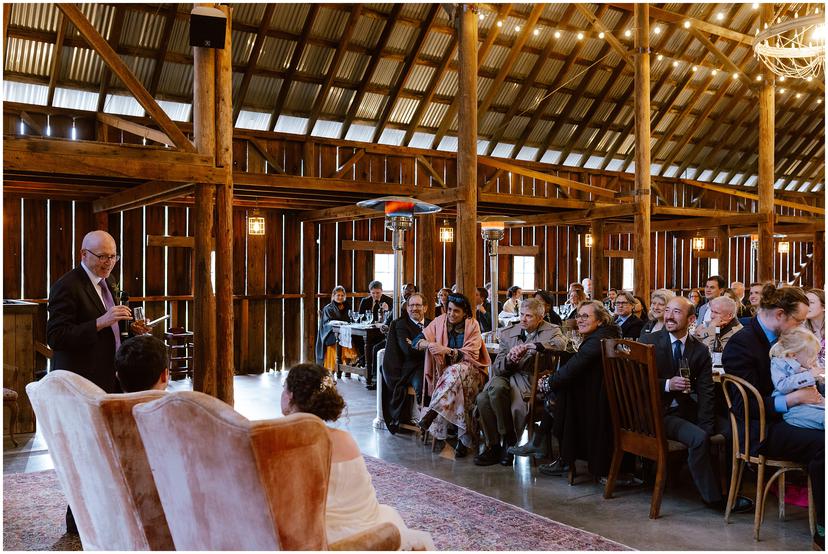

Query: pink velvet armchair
[132,391,401,551]
[25,370,173,550]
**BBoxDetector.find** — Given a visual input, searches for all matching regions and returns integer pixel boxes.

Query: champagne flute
[679,358,691,394]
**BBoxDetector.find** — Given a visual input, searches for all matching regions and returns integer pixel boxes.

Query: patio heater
[479,216,523,341]
[356,196,441,429]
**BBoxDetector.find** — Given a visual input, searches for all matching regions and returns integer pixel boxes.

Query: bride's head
[281,363,345,422]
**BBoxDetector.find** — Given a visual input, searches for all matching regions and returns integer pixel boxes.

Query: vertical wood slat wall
[2,118,820,372]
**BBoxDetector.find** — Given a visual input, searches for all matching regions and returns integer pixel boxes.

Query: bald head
[664,296,696,337]
[81,230,118,279]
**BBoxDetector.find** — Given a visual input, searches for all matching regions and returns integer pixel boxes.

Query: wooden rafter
[402,35,457,146]
[93,180,193,213]
[338,4,402,140]
[19,111,43,135]
[476,5,544,124]
[3,3,10,51]
[678,178,825,215]
[304,5,361,135]
[371,4,439,144]
[416,155,446,188]
[478,157,617,199]
[248,138,286,174]
[483,6,574,157]
[46,14,68,107]
[779,131,825,187]
[233,3,275,125]
[96,6,124,113]
[266,4,320,132]
[608,3,753,46]
[686,27,754,93]
[97,113,172,146]
[574,4,633,68]
[429,3,511,149]
[330,149,364,179]
[508,204,637,228]
[57,4,194,152]
[776,114,825,177]
[147,4,178,98]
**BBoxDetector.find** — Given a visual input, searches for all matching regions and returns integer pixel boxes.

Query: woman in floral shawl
[413,293,491,457]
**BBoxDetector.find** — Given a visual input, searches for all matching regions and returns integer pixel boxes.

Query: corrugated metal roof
[386,22,417,52]
[5,38,52,76]
[298,43,334,75]
[10,3,60,32]
[494,80,521,109]
[321,86,352,116]
[233,4,268,28]
[529,119,554,144]
[406,64,435,94]
[270,4,310,34]
[259,38,295,72]
[400,4,431,20]
[314,6,348,42]
[336,50,369,81]
[285,80,320,113]
[231,30,257,66]
[158,62,194,97]
[350,14,386,49]
[421,28,452,59]
[478,111,501,137]
[421,101,447,129]
[389,97,418,125]
[435,68,457,96]
[64,46,105,83]
[518,87,545,113]
[477,76,494,104]
[370,58,400,88]
[247,74,280,108]
[167,19,191,56]
[71,4,116,41]
[121,9,165,49]
[511,51,539,80]
[356,91,385,120]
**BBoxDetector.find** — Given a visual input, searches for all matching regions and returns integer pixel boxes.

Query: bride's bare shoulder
[327,427,361,462]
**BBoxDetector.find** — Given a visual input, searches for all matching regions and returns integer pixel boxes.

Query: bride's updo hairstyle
[285,363,345,422]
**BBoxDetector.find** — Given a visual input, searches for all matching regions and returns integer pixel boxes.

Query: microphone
[119,291,130,339]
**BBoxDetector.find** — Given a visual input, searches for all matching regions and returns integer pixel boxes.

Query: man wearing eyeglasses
[613,290,645,339]
[47,230,148,395]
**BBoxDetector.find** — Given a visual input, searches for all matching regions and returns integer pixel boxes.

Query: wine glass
[679,359,692,394]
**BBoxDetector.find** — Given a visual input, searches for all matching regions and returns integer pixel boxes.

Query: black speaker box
[190,11,226,49]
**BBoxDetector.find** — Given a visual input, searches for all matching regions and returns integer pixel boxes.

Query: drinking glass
[133,306,145,323]
[679,359,691,394]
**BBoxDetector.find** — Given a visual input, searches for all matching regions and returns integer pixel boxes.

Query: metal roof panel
[336,50,370,81]
[259,38,295,72]
[120,9,164,49]
[285,80,321,113]
[406,64,435,94]
[371,58,400,87]
[298,43,334,75]
[270,4,310,34]
[390,96,419,125]
[5,38,52,76]
[9,3,60,32]
[315,6,349,42]
[322,86,353,116]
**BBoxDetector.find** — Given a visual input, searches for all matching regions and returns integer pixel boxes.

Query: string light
[732,72,739,79]
[554,30,561,38]
[515,25,521,32]
[624,29,631,37]
[818,98,823,104]
[673,60,679,67]
[716,12,725,21]
[752,2,759,8]
[654,26,661,34]
[779,87,786,93]
[496,20,502,27]
[599,31,605,39]
[779,75,786,82]
[712,68,718,75]
[577,32,584,40]
[806,76,813,82]
[684,20,691,29]
[657,53,663,61]
[796,92,802,98]
[692,65,698,71]
[756,74,762,81]
[533,28,539,36]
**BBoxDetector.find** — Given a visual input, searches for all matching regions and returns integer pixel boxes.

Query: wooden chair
[719,373,815,540]
[601,338,687,519]
[3,387,19,447]
[525,349,563,462]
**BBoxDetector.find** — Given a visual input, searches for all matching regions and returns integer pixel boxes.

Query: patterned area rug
[4,458,629,551]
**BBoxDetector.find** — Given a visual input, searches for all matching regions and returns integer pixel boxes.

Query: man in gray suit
[474,298,566,466]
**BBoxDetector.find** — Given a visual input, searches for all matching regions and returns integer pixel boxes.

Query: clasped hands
[507,342,536,364]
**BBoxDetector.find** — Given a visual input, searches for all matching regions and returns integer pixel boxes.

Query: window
[512,256,535,290]
[374,253,394,291]
[709,259,719,277]
[622,258,634,291]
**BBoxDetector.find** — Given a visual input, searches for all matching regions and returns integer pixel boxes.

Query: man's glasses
[614,300,629,306]
[85,250,120,262]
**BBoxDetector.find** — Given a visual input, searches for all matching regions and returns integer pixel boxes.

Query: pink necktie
[99,279,121,351]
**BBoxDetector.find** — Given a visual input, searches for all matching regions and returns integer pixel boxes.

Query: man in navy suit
[639,296,729,510]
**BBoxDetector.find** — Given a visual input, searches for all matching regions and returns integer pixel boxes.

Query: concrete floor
[4,372,815,550]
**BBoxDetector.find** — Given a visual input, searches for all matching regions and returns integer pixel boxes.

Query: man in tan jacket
[474,298,566,466]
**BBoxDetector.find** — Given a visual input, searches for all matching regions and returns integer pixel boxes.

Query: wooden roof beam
[46,14,68,107]
[574,4,633,67]
[478,157,617,199]
[248,138,286,174]
[606,212,771,234]
[304,5,361,135]
[777,116,826,178]
[485,5,575,157]
[371,4,439,144]
[781,140,825,189]
[338,4,402,140]
[429,3,512,150]
[96,6,124,113]
[508,203,637,228]
[686,27,755,94]
[266,4,320,132]
[233,3,276,125]
[678,178,825,215]
[97,113,172,146]
[93,180,193,213]
[608,3,753,46]
[298,186,462,222]
[476,4,545,123]
[57,4,194,152]
[147,4,178,98]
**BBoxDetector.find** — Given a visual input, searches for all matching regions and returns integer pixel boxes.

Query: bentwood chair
[601,339,688,519]
[133,391,400,550]
[526,349,563,464]
[719,373,815,540]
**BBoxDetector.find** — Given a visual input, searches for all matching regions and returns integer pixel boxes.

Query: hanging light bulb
[247,210,265,236]
[692,236,706,251]
[777,241,790,254]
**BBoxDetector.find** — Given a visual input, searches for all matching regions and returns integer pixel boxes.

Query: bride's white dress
[326,456,435,551]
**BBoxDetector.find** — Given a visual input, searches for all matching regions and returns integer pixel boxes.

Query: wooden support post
[757,5,775,283]
[717,226,730,281]
[214,5,234,405]
[814,231,824,289]
[417,214,437,320]
[590,220,606,300]
[192,10,217,396]
[633,4,651,298]
[302,221,318,363]
[455,4,478,298]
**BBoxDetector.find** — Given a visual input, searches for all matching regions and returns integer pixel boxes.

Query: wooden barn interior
[2,2,825,551]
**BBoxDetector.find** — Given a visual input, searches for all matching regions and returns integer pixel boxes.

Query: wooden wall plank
[337,221,354,294]
[49,200,74,287]
[318,221,336,295]
[353,219,370,294]
[120,208,144,298]
[265,209,283,370]
[247,225,266,373]
[23,199,47,298]
[283,213,301,367]
[3,197,22,298]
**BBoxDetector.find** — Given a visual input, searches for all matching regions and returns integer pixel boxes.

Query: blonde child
[769,327,824,430]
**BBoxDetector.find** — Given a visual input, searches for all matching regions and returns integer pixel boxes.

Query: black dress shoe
[707,496,754,513]
[474,446,502,466]
[365,382,376,390]
[417,410,438,433]
[499,449,515,466]
[538,458,570,476]
[454,442,468,458]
